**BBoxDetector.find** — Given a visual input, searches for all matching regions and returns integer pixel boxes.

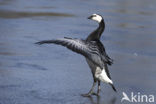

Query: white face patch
[91,14,102,23]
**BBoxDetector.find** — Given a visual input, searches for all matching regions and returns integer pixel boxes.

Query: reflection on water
[24,6,55,9]
[88,96,101,104]
[0,10,75,19]
[88,96,116,104]
[0,52,16,56]
[0,0,156,104]
[0,0,12,5]
[14,63,48,70]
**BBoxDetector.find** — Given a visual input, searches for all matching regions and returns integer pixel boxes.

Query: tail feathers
[106,55,113,65]
[107,60,113,65]
[109,83,117,92]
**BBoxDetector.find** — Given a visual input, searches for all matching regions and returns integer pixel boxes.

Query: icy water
[0,0,156,104]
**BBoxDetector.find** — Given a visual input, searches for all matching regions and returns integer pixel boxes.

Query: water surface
[0,0,156,104]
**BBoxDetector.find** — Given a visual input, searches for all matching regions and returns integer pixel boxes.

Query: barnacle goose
[36,14,116,96]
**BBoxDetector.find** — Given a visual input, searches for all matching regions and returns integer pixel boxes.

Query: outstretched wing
[35,37,104,68]
[36,37,89,56]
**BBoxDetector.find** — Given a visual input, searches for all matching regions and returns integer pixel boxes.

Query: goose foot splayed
[35,14,117,96]
[81,80,101,97]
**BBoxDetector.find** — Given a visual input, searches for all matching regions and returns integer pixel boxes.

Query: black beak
[87,15,92,19]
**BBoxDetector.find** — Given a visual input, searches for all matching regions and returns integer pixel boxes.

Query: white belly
[86,58,113,84]
[95,67,113,84]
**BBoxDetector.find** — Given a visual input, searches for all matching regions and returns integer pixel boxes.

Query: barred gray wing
[36,37,104,68]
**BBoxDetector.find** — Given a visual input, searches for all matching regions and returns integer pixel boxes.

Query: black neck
[86,19,105,41]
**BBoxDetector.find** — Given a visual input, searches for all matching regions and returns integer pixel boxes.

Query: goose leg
[92,80,101,96]
[97,81,101,96]
[81,80,96,97]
